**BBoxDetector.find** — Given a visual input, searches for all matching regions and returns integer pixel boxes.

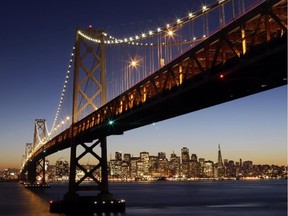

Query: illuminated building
[158,152,166,160]
[216,144,225,177]
[140,152,149,175]
[181,147,190,176]
[203,160,214,178]
[55,158,69,179]
[123,153,131,163]
[149,156,158,176]
[169,152,180,177]
[130,157,140,178]
[121,161,130,179]
[115,151,122,161]
[114,152,122,176]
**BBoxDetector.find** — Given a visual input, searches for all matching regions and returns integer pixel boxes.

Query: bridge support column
[52,136,125,213]
[24,157,50,188]
[99,136,113,200]
[27,160,36,184]
[35,157,50,187]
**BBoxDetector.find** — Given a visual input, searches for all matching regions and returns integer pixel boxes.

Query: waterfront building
[2,168,19,180]
[109,159,116,176]
[181,147,189,163]
[130,157,140,178]
[114,151,122,177]
[121,161,130,179]
[149,155,158,176]
[123,153,131,163]
[158,156,169,177]
[203,160,214,178]
[55,158,69,180]
[216,144,225,177]
[198,158,205,177]
[242,161,253,177]
[225,160,236,177]
[181,147,190,177]
[140,152,150,175]
[136,161,144,177]
[191,154,197,162]
[115,151,122,161]
[158,152,166,160]
[169,152,180,177]
[235,162,241,177]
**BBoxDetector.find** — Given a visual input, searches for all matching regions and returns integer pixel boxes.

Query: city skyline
[3,145,286,182]
[0,0,287,170]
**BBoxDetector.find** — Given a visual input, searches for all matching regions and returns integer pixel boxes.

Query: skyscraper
[115,151,122,161]
[140,152,149,174]
[181,147,189,163]
[123,153,131,163]
[158,152,166,160]
[169,151,180,176]
[181,147,190,176]
[216,144,224,177]
[217,144,223,168]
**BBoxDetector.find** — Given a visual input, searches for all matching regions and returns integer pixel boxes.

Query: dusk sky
[0,0,286,170]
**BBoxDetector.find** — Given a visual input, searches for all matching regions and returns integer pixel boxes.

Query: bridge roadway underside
[80,36,287,142]
[26,33,287,166]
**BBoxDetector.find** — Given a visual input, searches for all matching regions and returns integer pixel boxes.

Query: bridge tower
[25,119,49,187]
[59,27,122,207]
[24,143,34,183]
[51,28,125,213]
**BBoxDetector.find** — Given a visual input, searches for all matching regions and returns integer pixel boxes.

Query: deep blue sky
[0,0,286,169]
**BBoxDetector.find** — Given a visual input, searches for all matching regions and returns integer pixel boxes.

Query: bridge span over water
[20,0,286,213]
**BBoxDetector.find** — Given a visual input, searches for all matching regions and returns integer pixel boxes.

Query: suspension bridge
[19,0,287,213]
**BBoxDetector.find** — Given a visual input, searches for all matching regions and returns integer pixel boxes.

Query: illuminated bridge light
[168,30,174,37]
[130,60,138,68]
[220,74,224,79]
[202,5,208,12]
[108,120,114,125]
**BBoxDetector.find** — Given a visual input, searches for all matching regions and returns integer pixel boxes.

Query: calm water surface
[0,180,286,216]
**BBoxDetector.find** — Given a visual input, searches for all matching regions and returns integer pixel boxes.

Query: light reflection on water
[0,180,286,216]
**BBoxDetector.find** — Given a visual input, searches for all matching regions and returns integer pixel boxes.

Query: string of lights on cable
[49,46,75,137]
[78,0,229,45]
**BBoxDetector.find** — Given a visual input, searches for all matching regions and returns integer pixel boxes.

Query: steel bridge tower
[26,119,49,186]
[65,28,112,201]
[50,27,125,213]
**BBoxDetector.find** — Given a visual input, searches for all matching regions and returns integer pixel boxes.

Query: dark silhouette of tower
[217,144,224,177]
[218,144,223,168]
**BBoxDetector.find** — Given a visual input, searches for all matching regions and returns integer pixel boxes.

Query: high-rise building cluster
[107,146,287,180]
[0,146,287,182]
[0,168,19,182]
